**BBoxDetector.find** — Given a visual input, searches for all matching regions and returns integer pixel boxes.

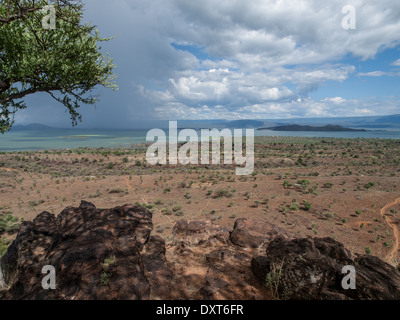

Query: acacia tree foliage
[0,0,117,133]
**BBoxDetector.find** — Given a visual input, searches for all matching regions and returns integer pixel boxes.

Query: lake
[1,128,399,152]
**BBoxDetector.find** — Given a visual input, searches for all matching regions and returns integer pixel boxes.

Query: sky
[14,0,400,128]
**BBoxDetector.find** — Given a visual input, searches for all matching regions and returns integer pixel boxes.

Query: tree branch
[0,86,62,104]
[0,7,39,24]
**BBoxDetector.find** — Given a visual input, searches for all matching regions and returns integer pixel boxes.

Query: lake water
[1,128,400,152]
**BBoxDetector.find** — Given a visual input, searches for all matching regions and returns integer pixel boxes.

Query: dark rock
[0,201,154,300]
[142,236,173,298]
[173,219,230,244]
[251,256,271,281]
[199,271,230,298]
[3,200,400,301]
[352,255,400,300]
[230,218,292,248]
[205,249,231,264]
[251,237,400,300]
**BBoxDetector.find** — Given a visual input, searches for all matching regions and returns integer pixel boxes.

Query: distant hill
[261,124,367,132]
[269,114,400,129]
[11,124,58,131]
[225,120,265,128]
[10,114,400,131]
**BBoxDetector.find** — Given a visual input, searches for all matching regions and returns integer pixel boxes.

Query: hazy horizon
[8,113,400,131]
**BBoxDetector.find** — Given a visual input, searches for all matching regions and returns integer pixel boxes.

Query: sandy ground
[1,137,399,265]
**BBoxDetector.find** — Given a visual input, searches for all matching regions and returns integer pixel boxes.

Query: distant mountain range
[10,114,400,131]
[260,124,367,132]
[11,124,59,131]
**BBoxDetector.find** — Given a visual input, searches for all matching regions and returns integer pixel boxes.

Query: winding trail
[380,197,400,263]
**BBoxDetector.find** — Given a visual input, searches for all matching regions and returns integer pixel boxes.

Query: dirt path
[380,197,400,263]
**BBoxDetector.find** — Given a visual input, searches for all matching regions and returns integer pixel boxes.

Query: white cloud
[123,0,400,119]
[322,97,346,104]
[357,71,397,77]
[392,59,400,66]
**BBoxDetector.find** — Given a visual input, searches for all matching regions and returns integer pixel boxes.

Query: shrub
[29,199,45,207]
[303,200,312,211]
[283,180,293,189]
[107,163,115,169]
[364,182,375,189]
[297,180,310,188]
[172,205,182,212]
[289,202,299,211]
[265,261,288,300]
[0,237,9,259]
[0,214,22,234]
[108,188,124,194]
[212,189,233,198]
[163,187,171,193]
[161,208,172,215]
[184,193,192,199]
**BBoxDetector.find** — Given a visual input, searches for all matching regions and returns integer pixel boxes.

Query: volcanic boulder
[0,201,156,300]
[173,219,230,245]
[230,218,292,248]
[251,236,400,300]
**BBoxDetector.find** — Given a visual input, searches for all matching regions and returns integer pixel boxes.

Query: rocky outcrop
[1,203,400,300]
[251,237,400,300]
[0,201,157,300]
[230,218,293,248]
[142,235,173,298]
[173,219,230,244]
[161,218,270,299]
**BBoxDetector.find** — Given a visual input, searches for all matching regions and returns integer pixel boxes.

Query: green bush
[212,189,233,198]
[303,200,312,211]
[0,237,9,259]
[0,214,22,234]
[289,202,299,211]
[364,182,375,189]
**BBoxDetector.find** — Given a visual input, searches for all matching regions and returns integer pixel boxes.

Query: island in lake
[258,124,367,132]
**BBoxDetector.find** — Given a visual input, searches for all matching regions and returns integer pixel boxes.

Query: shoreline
[1,135,400,153]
